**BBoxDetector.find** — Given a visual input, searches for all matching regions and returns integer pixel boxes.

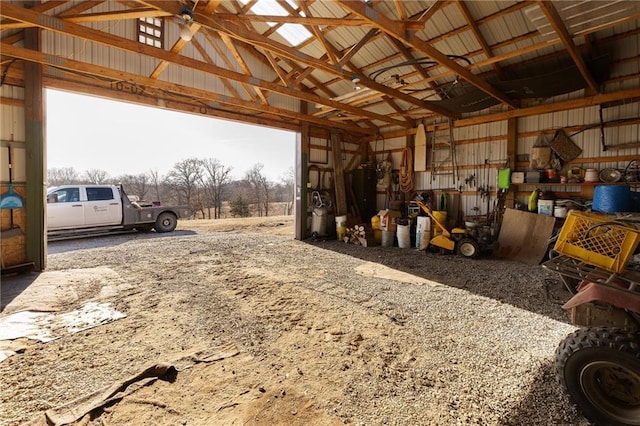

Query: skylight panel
[278,24,313,46]
[238,0,312,46]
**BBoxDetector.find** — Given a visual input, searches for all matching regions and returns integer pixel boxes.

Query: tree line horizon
[47,157,294,219]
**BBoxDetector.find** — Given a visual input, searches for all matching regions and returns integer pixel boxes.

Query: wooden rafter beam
[336,0,518,109]
[213,13,425,30]
[393,0,408,20]
[283,58,337,98]
[203,42,257,101]
[537,1,599,93]
[263,50,290,87]
[339,28,378,66]
[190,35,248,102]
[457,87,640,127]
[219,32,268,104]
[191,11,454,117]
[2,6,168,30]
[0,0,69,30]
[0,42,373,135]
[329,4,637,115]
[288,28,377,96]
[416,1,448,23]
[147,0,220,81]
[40,75,302,132]
[0,2,409,127]
[454,0,502,76]
[296,1,338,64]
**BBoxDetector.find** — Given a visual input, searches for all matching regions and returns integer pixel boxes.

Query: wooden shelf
[512,181,640,199]
[513,182,640,186]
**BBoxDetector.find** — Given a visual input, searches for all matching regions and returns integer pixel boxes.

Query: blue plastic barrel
[592,185,631,213]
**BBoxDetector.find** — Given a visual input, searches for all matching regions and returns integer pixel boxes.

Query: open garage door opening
[45,89,296,242]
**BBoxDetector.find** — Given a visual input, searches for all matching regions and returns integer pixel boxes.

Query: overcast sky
[46,89,296,182]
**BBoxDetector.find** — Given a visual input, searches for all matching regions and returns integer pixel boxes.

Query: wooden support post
[24,25,46,271]
[295,123,310,240]
[331,131,348,216]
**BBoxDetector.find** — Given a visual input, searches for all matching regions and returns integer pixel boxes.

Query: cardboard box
[378,209,403,232]
[511,172,525,184]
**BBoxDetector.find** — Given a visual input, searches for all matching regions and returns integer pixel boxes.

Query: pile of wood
[343,225,369,246]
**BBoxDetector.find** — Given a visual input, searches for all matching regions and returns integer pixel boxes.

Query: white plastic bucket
[335,215,347,240]
[381,230,395,247]
[537,199,554,216]
[397,224,411,249]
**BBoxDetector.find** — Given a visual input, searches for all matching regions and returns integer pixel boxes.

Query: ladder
[430,118,458,183]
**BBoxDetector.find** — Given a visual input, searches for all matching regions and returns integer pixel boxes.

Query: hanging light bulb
[180,22,193,41]
[352,75,361,90]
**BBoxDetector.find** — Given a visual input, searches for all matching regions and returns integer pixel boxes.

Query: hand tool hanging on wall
[0,145,25,239]
[0,146,24,210]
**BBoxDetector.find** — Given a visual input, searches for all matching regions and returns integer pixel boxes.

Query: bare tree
[47,167,80,186]
[245,163,270,217]
[117,173,149,200]
[149,169,162,202]
[166,158,202,210]
[200,158,232,219]
[280,167,294,215]
[84,168,110,184]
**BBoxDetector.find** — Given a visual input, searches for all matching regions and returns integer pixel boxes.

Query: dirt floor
[0,216,588,425]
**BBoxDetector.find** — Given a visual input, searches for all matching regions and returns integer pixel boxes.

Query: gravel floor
[0,217,588,425]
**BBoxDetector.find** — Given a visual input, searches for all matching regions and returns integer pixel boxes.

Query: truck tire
[555,327,640,425]
[154,212,177,233]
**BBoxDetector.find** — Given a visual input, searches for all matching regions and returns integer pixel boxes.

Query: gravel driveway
[0,217,588,425]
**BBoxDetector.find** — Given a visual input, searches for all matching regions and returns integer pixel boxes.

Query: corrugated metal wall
[367,103,640,219]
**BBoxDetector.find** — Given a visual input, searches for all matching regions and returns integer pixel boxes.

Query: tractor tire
[555,327,640,426]
[456,238,479,258]
[154,212,177,233]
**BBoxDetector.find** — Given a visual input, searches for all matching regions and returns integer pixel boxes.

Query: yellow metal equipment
[410,200,474,256]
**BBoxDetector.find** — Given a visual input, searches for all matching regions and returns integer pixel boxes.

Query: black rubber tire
[555,327,640,426]
[456,238,479,258]
[154,212,177,233]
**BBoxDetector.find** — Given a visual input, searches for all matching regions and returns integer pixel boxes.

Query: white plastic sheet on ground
[0,301,125,362]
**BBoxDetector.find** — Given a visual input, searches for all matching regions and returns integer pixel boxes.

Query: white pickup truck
[46,184,190,240]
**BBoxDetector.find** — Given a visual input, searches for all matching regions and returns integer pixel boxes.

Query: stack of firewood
[343,225,368,246]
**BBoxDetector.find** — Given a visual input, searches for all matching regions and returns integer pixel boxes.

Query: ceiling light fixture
[179,6,194,41]
[180,23,193,41]
[352,75,361,90]
[180,6,194,22]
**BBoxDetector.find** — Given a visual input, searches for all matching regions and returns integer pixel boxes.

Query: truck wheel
[456,238,479,258]
[154,212,177,233]
[555,327,640,426]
